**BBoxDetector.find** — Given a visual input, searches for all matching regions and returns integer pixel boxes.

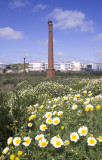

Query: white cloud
[37,40,48,45]
[9,0,26,9]
[37,39,57,45]
[55,52,65,56]
[94,50,102,57]
[48,8,94,32]
[32,3,48,12]
[0,27,24,40]
[93,33,102,40]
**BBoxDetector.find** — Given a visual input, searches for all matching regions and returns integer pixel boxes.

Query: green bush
[0,92,13,155]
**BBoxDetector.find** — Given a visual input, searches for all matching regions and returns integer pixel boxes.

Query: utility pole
[24,57,26,72]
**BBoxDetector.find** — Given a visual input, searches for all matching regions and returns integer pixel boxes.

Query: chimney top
[48,20,52,24]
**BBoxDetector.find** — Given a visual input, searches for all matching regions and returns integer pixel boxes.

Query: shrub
[0,92,13,155]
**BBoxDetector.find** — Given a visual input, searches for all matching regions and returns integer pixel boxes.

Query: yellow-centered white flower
[13,137,21,146]
[38,139,48,148]
[23,137,31,146]
[45,112,52,118]
[28,123,32,127]
[35,134,45,141]
[64,140,70,146]
[50,136,57,145]
[3,147,9,154]
[78,126,88,136]
[70,132,79,142]
[87,137,97,146]
[40,124,47,131]
[52,117,60,125]
[72,105,78,110]
[7,137,13,145]
[46,118,52,124]
[58,111,63,116]
[97,136,102,142]
[53,111,57,115]
[52,138,63,148]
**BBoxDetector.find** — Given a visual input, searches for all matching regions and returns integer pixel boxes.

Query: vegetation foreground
[0,72,102,160]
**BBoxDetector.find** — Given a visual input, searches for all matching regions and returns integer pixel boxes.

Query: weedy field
[0,71,102,160]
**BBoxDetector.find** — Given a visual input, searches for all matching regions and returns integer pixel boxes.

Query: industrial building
[84,63,102,71]
[0,63,6,69]
[29,62,82,72]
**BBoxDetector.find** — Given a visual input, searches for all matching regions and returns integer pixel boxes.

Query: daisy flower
[52,105,56,109]
[88,93,92,97]
[52,117,60,125]
[40,124,47,131]
[97,136,102,142]
[84,101,90,105]
[28,123,32,127]
[23,137,31,146]
[45,112,52,118]
[87,137,97,146]
[86,104,94,111]
[78,126,88,136]
[7,137,13,145]
[73,98,77,101]
[70,132,79,142]
[83,90,87,94]
[64,96,67,100]
[50,136,57,145]
[46,118,52,124]
[30,115,36,119]
[58,111,63,116]
[64,140,70,146]
[53,138,63,148]
[53,111,57,115]
[72,105,78,110]
[38,139,48,148]
[75,94,80,98]
[54,98,58,102]
[3,147,9,154]
[35,104,39,107]
[13,137,21,146]
[40,105,44,109]
[35,134,44,141]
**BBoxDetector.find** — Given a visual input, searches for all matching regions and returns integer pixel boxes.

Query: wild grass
[0,71,102,160]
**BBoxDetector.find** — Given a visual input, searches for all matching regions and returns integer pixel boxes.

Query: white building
[95,63,102,71]
[29,62,43,71]
[84,63,102,71]
[70,62,82,71]
[54,62,71,71]
[29,62,82,71]
[0,63,6,69]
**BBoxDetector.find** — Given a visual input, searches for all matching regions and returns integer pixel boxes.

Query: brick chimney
[46,21,55,78]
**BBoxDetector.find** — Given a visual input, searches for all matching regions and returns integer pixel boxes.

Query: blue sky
[0,0,102,64]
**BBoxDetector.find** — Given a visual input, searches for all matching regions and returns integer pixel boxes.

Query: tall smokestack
[47,21,55,78]
[24,57,26,72]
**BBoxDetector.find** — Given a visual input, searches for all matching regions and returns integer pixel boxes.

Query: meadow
[0,71,102,160]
